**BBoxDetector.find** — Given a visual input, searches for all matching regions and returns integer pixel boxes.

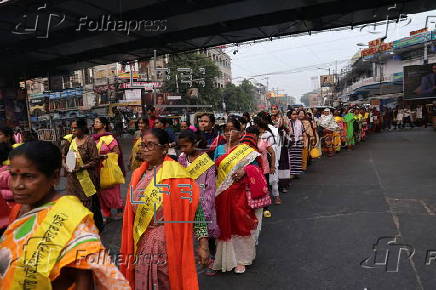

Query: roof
[2,0,436,80]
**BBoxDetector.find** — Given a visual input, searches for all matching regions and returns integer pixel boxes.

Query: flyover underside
[1,0,436,79]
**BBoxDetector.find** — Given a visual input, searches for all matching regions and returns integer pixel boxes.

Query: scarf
[318,114,340,131]
[93,132,126,176]
[289,119,303,139]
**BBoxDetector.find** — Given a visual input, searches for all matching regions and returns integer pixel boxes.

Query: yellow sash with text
[70,139,96,197]
[185,153,214,180]
[133,160,190,250]
[96,135,114,152]
[12,196,91,290]
[216,144,255,190]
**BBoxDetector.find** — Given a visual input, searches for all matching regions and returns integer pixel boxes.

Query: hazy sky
[228,9,436,103]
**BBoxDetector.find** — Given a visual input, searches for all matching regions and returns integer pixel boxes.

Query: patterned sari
[0,195,129,289]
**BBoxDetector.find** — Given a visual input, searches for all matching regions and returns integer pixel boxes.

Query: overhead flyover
[1,0,436,80]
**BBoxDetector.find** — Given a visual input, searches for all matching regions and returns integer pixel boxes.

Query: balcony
[342,74,394,95]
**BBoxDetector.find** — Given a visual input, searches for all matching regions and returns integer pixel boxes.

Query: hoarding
[403,63,436,99]
[393,31,432,50]
[0,88,29,128]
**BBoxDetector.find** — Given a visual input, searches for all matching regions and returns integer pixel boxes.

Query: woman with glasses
[120,128,209,290]
[93,117,125,222]
[212,118,264,274]
[64,118,104,231]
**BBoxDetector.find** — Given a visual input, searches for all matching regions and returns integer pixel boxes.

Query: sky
[228,9,436,103]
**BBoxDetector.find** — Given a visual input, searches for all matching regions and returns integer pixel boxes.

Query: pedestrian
[332,110,343,152]
[154,117,177,157]
[63,118,104,231]
[177,130,220,276]
[1,141,129,289]
[0,143,13,236]
[403,107,414,128]
[397,108,404,129]
[93,117,125,222]
[343,109,355,150]
[0,126,15,149]
[254,117,279,205]
[129,116,149,171]
[271,105,291,193]
[288,109,305,174]
[120,128,209,289]
[298,110,315,168]
[146,105,158,128]
[317,108,339,157]
[212,118,264,274]
[198,113,218,145]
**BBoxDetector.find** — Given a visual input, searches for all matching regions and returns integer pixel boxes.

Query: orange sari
[0,195,129,289]
[120,156,200,290]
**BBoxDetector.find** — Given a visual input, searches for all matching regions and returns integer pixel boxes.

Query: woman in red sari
[212,118,268,274]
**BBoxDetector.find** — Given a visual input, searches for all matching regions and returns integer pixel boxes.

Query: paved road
[99,128,436,290]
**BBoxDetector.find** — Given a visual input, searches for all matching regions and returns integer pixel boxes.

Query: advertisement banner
[124,89,142,101]
[403,63,436,99]
[393,31,432,50]
[0,88,29,128]
[119,82,163,90]
[320,75,336,87]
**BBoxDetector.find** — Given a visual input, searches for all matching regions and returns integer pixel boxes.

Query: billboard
[320,74,336,87]
[0,88,29,128]
[403,63,436,99]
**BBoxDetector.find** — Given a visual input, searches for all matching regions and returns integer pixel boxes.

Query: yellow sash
[133,160,190,250]
[70,139,96,197]
[63,134,73,143]
[130,138,142,170]
[12,196,91,290]
[96,135,114,152]
[185,153,214,180]
[216,144,255,190]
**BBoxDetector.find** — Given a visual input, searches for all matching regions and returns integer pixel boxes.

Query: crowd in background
[0,102,434,289]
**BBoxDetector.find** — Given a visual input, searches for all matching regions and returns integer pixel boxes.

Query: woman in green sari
[343,109,355,150]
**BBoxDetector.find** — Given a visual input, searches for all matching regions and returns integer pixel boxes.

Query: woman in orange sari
[120,128,209,290]
[0,141,129,289]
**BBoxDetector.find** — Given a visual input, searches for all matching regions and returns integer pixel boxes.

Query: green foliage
[162,52,258,111]
[222,79,257,112]
[162,52,221,108]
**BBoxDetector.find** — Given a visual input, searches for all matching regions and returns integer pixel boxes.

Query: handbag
[246,188,272,209]
[100,152,125,189]
[310,146,322,158]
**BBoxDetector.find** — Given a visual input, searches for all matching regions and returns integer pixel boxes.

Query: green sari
[343,113,355,146]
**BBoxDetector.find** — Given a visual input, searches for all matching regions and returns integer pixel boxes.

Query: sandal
[234,265,246,274]
[205,259,216,276]
[263,210,272,218]
[274,197,282,205]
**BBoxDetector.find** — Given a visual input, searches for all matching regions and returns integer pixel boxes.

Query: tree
[161,52,221,108]
[221,79,257,112]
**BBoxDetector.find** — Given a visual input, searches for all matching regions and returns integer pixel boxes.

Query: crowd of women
[0,104,378,289]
